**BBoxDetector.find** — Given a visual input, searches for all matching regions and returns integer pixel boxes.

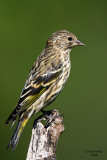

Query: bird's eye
[68,37,72,41]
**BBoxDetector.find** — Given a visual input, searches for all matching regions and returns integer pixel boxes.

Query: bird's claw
[33,109,63,129]
[33,115,46,129]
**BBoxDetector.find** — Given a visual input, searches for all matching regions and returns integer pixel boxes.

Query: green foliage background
[0,0,107,159]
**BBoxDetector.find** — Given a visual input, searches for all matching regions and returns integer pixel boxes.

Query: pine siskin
[6,30,85,150]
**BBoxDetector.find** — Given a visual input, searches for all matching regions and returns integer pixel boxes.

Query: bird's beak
[73,39,85,46]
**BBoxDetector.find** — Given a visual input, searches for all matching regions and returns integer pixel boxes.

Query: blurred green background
[0,0,107,159]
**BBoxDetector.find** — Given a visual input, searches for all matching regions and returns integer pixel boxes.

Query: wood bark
[26,109,64,160]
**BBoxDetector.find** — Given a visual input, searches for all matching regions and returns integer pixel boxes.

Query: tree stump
[26,109,64,160]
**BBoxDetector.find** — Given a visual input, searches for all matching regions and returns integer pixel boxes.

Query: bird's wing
[6,58,62,124]
[18,68,62,112]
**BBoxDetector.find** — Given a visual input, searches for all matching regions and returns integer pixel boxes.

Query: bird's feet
[33,109,63,129]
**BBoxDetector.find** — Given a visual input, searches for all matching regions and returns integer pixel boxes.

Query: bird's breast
[61,54,71,85]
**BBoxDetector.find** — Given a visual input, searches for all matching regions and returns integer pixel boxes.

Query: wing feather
[6,61,62,125]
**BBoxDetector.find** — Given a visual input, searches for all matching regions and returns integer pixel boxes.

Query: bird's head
[46,30,85,51]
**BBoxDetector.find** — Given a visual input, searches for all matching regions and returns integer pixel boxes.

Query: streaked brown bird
[6,30,85,150]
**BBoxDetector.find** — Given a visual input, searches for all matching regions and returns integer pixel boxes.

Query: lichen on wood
[26,109,64,160]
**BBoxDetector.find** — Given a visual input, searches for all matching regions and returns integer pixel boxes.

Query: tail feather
[10,117,17,128]
[7,117,28,150]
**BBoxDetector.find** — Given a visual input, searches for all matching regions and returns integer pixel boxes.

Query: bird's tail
[7,117,28,150]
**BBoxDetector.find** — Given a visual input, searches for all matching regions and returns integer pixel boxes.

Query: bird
[6,30,85,150]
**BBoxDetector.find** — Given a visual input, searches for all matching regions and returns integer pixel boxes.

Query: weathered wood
[26,110,64,160]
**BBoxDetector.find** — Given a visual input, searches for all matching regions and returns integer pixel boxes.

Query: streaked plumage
[6,30,85,150]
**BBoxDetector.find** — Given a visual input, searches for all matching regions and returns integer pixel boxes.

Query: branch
[26,110,64,160]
